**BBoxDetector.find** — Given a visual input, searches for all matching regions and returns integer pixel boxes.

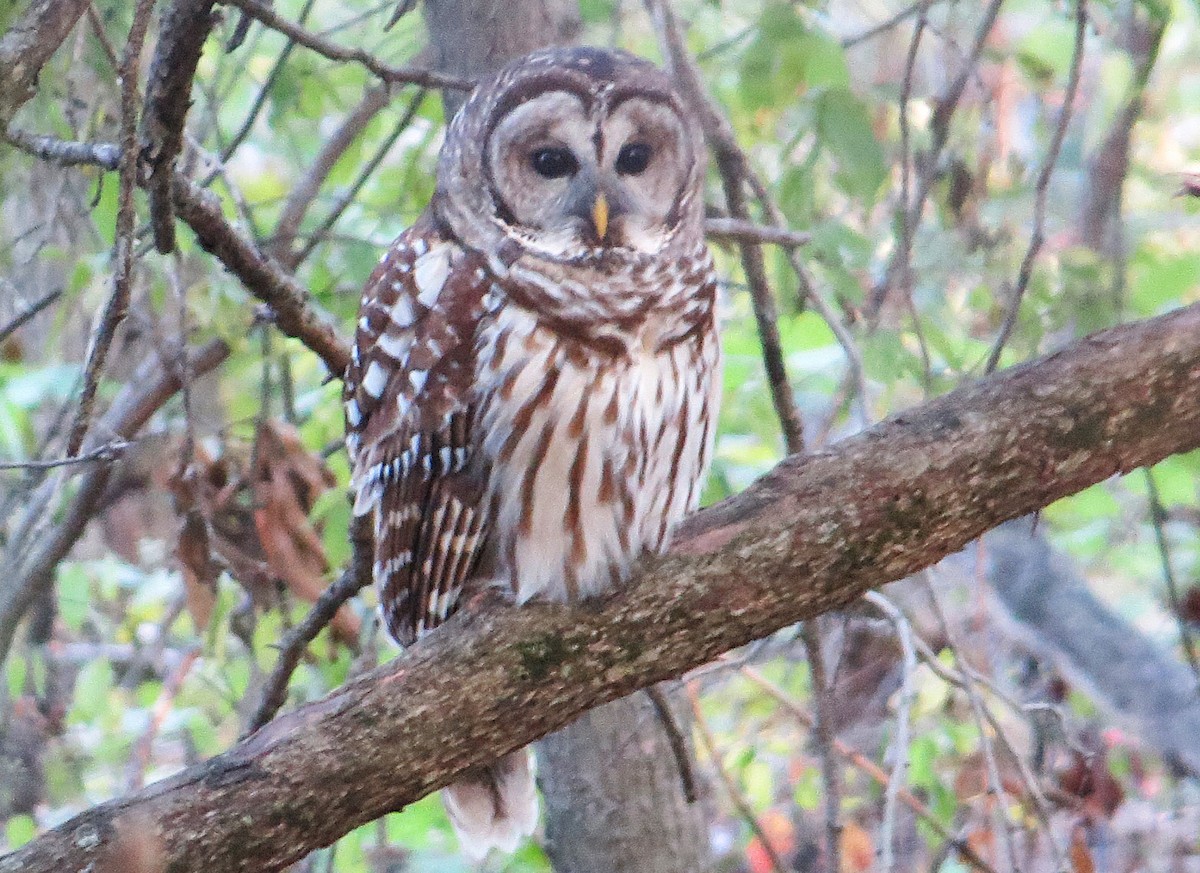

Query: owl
[344,46,721,858]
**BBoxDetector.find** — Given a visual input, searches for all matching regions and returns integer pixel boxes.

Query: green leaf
[57,563,90,632]
[70,659,115,722]
[6,815,36,849]
[6,656,26,698]
[311,488,352,570]
[815,88,886,200]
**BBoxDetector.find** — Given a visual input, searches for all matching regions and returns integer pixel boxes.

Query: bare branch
[0,288,62,345]
[272,83,392,267]
[871,0,1006,319]
[216,0,319,165]
[985,0,1087,373]
[3,130,352,378]
[1,127,121,167]
[647,0,804,451]
[861,592,917,873]
[65,0,158,458]
[840,0,940,49]
[645,685,699,804]
[0,439,129,472]
[141,0,220,253]
[171,175,352,377]
[291,89,426,268]
[737,662,995,872]
[217,0,475,91]
[703,218,811,249]
[688,684,788,873]
[0,0,91,124]
[648,0,869,423]
[1144,469,1200,681]
[4,301,1200,872]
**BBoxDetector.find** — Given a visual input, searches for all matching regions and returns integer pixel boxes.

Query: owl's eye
[530,147,578,179]
[615,142,652,175]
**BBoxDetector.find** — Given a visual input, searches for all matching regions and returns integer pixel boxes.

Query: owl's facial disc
[485,89,692,256]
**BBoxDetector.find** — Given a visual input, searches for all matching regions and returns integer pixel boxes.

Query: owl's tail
[443,748,538,860]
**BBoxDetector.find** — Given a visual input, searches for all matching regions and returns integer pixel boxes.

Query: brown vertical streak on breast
[495,358,560,465]
[517,416,558,539]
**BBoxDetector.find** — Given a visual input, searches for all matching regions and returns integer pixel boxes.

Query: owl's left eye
[530,147,578,179]
[615,142,652,175]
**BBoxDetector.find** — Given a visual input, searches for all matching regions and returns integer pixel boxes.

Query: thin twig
[4,128,352,379]
[245,514,372,734]
[703,217,812,249]
[799,623,841,873]
[125,648,201,791]
[646,0,804,451]
[686,683,788,873]
[216,0,319,166]
[1145,468,1200,682]
[86,2,120,70]
[646,685,699,804]
[0,288,62,345]
[871,0,1006,320]
[65,0,157,458]
[273,82,392,267]
[648,0,875,427]
[292,89,426,267]
[908,604,1066,869]
[985,0,1087,373]
[895,3,934,392]
[171,173,352,376]
[217,0,473,91]
[922,576,1022,873]
[0,439,129,471]
[841,0,939,49]
[862,591,917,873]
[0,339,231,668]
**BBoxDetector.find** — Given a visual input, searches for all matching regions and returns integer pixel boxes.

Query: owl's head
[435,47,706,262]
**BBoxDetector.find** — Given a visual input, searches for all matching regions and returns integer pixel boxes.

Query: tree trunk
[538,691,711,873]
[423,0,581,116]
[420,4,710,869]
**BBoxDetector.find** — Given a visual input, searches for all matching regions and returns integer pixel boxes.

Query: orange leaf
[1069,825,1095,873]
[840,820,873,873]
[176,511,218,631]
[745,810,794,873]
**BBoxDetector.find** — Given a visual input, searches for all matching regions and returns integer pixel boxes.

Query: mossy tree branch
[3,302,1199,873]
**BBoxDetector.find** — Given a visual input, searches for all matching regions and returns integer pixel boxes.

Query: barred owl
[344,46,720,858]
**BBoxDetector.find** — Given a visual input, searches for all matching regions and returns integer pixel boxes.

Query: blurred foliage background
[2,0,1200,870]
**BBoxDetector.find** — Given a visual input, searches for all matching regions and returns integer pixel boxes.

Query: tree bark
[3,301,1199,873]
[422,0,581,117]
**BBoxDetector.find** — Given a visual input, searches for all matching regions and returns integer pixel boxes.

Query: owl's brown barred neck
[344,46,721,860]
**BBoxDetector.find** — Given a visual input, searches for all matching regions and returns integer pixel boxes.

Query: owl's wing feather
[345,216,490,647]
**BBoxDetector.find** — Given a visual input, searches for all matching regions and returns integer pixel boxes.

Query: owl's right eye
[530,147,578,179]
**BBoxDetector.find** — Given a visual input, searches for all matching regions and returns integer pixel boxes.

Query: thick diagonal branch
[3,302,1200,873]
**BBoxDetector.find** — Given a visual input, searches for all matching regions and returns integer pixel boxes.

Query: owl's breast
[475,299,720,605]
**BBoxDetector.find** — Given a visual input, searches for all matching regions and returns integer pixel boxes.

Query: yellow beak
[592,193,609,242]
